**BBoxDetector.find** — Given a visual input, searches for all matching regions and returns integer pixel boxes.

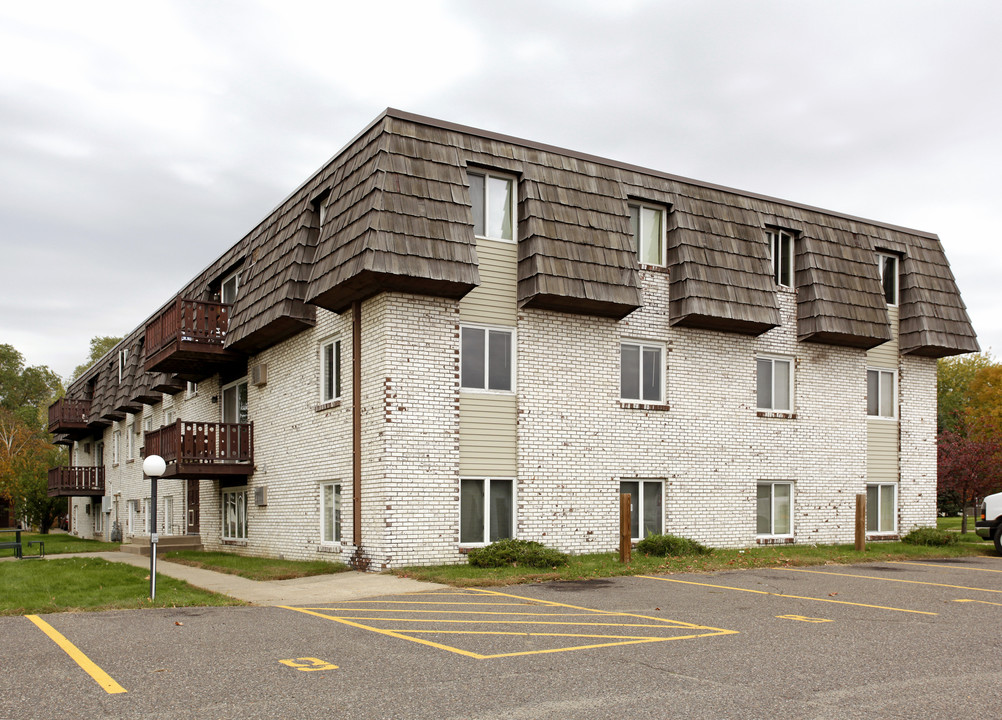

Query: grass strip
[0,533,120,558]
[0,557,245,615]
[162,550,350,581]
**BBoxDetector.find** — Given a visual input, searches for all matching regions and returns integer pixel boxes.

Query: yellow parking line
[780,567,1002,594]
[327,615,698,628]
[954,599,1002,607]
[639,576,937,615]
[295,607,624,617]
[25,615,126,694]
[890,561,1002,574]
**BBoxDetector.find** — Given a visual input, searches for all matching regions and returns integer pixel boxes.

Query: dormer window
[221,270,240,305]
[468,170,514,241]
[118,348,128,382]
[878,253,898,306]
[629,202,666,267]
[767,228,795,287]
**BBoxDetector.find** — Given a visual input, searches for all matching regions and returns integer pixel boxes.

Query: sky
[2,0,1000,380]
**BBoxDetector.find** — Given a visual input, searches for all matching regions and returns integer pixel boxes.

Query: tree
[71,335,122,381]
[0,344,64,428]
[937,430,1002,532]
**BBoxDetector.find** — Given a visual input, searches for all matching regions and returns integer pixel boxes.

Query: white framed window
[757,355,793,412]
[113,430,121,465]
[629,202,666,267]
[222,489,248,540]
[127,499,139,534]
[757,482,793,536]
[620,341,664,403]
[460,477,514,545]
[164,409,174,427]
[468,170,515,241]
[320,338,342,403]
[94,504,104,533]
[867,368,896,419]
[163,496,174,535]
[95,441,104,468]
[186,381,198,399]
[461,325,514,392]
[118,348,128,382]
[143,497,151,535]
[127,426,134,460]
[878,253,899,306]
[767,228,794,287]
[321,482,342,544]
[619,480,664,541]
[221,379,249,424]
[866,483,897,534]
[221,270,240,305]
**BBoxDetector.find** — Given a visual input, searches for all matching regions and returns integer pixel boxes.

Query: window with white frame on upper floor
[222,489,247,540]
[467,170,515,241]
[321,482,341,544]
[620,480,664,540]
[460,477,514,545]
[221,270,240,305]
[620,342,664,403]
[164,409,174,427]
[866,483,897,534]
[867,368,896,419]
[118,348,128,382]
[461,325,513,392]
[321,338,342,403]
[113,430,121,465]
[629,202,666,267]
[878,253,899,305]
[186,381,198,398]
[222,379,249,424]
[757,481,793,536]
[766,228,795,287]
[127,426,134,460]
[757,355,793,412]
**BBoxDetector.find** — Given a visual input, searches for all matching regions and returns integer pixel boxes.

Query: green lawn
[162,550,350,581]
[937,514,982,533]
[0,532,119,558]
[394,536,997,587]
[0,557,245,615]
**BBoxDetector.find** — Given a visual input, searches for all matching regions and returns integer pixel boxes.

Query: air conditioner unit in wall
[101,496,112,513]
[254,486,267,506]
[251,364,268,387]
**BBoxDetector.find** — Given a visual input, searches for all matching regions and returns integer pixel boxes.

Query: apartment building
[47,109,978,569]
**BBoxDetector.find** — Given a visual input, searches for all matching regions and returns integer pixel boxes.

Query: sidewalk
[19,551,447,606]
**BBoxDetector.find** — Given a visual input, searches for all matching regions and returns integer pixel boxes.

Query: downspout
[352,300,363,559]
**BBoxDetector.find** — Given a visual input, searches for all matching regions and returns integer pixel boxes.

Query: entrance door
[186,479,200,535]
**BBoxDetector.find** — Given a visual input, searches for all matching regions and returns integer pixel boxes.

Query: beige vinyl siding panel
[460,239,517,325]
[866,306,899,369]
[867,420,899,483]
[459,394,517,475]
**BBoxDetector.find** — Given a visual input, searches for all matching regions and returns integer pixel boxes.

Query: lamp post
[142,454,166,600]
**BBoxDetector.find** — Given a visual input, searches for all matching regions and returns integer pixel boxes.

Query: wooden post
[855,493,866,552]
[619,494,632,563]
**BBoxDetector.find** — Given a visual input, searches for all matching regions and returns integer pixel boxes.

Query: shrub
[902,527,959,546]
[636,533,712,557]
[466,538,569,568]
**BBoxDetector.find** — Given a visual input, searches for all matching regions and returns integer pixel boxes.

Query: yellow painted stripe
[294,608,630,617]
[480,633,717,659]
[890,561,1002,574]
[639,575,936,615]
[400,630,688,640]
[781,567,1002,594]
[325,615,697,628]
[25,615,127,694]
[954,599,1002,607]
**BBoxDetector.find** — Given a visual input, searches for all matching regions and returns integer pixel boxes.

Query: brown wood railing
[145,298,231,358]
[48,398,91,430]
[145,420,253,467]
[47,467,105,496]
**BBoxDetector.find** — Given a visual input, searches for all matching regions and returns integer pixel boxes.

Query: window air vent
[251,364,268,387]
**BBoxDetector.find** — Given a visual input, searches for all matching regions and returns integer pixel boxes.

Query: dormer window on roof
[878,253,898,306]
[221,270,240,305]
[767,228,795,288]
[629,202,666,267]
[468,170,514,241]
[118,348,128,383]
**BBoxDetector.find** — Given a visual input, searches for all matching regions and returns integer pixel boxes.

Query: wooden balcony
[48,398,91,438]
[144,420,254,479]
[48,467,105,497]
[144,298,241,378]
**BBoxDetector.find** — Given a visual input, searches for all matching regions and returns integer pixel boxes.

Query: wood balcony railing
[144,298,237,376]
[47,467,105,497]
[144,420,254,478]
[47,398,92,436]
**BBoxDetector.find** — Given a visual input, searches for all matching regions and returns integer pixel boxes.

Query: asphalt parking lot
[2,557,1000,719]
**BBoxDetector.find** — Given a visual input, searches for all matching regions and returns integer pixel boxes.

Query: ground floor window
[866,483,896,534]
[223,490,248,540]
[94,504,104,533]
[321,482,342,544]
[619,480,663,540]
[757,482,792,536]
[460,478,513,545]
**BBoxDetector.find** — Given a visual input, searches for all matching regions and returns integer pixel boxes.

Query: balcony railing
[47,467,105,497]
[144,298,236,375]
[144,420,254,478]
[47,398,92,436]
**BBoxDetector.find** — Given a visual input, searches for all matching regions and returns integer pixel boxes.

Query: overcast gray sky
[2,0,999,379]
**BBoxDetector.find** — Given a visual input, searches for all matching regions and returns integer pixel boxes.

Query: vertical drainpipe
[352,300,362,550]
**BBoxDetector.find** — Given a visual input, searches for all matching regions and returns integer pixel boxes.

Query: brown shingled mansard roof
[64,108,978,403]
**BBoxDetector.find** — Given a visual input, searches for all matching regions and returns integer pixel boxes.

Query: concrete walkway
[8,551,446,606]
